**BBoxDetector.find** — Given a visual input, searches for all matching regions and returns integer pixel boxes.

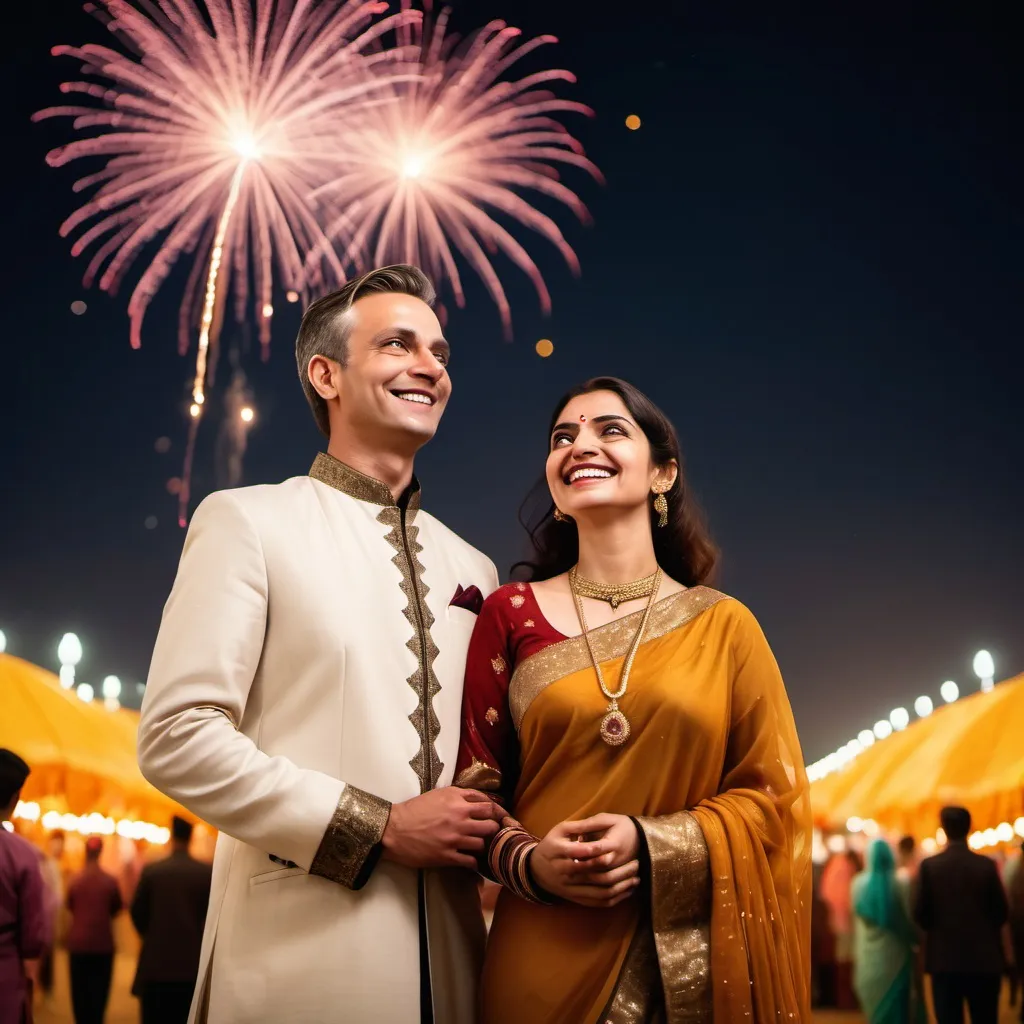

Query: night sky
[2,1,1020,762]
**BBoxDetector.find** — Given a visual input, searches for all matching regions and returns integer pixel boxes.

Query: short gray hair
[295,265,437,437]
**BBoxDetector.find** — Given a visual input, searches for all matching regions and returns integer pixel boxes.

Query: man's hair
[295,265,436,437]
[940,805,972,842]
[171,815,194,844]
[0,749,30,808]
[897,835,916,857]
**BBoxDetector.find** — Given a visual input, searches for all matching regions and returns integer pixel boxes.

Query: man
[914,806,1009,1024]
[0,750,47,1024]
[131,816,213,1024]
[65,837,123,1024]
[139,265,503,1024]
[896,834,918,882]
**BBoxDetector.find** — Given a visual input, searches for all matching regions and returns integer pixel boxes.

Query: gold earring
[553,508,571,522]
[652,491,669,528]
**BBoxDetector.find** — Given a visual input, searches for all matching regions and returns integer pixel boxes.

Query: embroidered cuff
[453,757,502,793]
[309,784,392,890]
[487,820,550,904]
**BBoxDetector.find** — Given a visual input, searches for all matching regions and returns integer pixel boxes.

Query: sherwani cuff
[309,784,392,890]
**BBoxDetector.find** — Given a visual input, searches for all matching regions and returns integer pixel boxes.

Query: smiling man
[138,266,502,1024]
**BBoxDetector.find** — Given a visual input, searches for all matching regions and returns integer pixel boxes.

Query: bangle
[488,823,550,904]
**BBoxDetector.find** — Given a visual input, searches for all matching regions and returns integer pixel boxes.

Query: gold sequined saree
[455,585,811,1023]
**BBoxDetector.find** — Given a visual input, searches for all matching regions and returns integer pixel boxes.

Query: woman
[455,377,811,1023]
[851,839,925,1024]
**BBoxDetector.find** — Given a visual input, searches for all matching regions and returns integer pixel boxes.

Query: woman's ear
[653,459,678,492]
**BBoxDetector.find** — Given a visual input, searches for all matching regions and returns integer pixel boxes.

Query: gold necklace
[569,565,663,746]
[570,569,659,610]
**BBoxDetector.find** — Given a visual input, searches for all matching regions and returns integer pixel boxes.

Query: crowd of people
[0,749,211,1024]
[813,806,1024,1023]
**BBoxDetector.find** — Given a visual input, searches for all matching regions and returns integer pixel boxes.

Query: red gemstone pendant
[599,706,630,746]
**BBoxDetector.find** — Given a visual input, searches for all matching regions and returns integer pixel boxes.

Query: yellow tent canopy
[811,672,1024,839]
[0,652,190,824]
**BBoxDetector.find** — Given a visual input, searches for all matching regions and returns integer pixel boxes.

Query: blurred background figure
[37,829,66,1007]
[914,806,1008,1024]
[820,844,861,1009]
[130,815,212,1024]
[851,838,925,1023]
[65,836,122,1024]
[896,836,918,884]
[0,749,48,1024]
[1007,839,1024,1021]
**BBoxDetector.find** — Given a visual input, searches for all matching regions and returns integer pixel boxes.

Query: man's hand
[382,787,504,870]
[530,813,641,908]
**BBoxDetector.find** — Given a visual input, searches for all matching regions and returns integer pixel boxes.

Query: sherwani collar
[309,452,421,514]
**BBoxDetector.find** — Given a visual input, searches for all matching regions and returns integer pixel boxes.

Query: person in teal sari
[852,839,927,1024]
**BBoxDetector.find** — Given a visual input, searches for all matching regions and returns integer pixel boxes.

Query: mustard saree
[455,582,811,1023]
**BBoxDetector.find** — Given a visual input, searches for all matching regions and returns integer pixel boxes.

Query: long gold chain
[570,565,662,703]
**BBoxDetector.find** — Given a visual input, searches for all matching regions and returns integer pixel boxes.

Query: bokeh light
[286,290,300,303]
[70,300,87,315]
[625,114,641,130]
[240,406,255,423]
[154,436,171,454]
[144,516,158,530]
[261,303,274,318]
[535,339,554,358]
[166,477,182,496]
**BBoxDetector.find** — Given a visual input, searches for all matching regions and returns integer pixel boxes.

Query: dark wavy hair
[512,377,718,584]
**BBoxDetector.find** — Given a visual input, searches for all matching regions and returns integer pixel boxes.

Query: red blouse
[454,582,565,805]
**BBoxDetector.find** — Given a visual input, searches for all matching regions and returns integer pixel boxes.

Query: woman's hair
[512,376,718,584]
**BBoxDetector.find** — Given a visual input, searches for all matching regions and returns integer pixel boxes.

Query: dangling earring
[553,508,571,522]
[652,490,669,529]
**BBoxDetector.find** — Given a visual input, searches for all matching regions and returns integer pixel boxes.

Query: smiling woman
[454,376,812,1023]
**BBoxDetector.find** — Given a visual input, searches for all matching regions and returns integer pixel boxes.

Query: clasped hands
[530,813,641,908]
[381,789,640,909]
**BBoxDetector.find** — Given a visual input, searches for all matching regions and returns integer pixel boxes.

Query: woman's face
[545,390,675,521]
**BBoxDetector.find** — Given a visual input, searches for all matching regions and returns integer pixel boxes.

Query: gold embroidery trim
[453,757,502,793]
[378,504,442,791]
[309,451,421,512]
[509,587,730,732]
[309,784,392,889]
[636,811,712,1023]
[600,921,662,1023]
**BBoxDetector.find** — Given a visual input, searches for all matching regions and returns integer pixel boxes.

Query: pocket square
[450,583,484,614]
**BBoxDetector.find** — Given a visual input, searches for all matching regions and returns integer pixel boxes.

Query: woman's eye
[551,435,571,448]
[603,424,626,436]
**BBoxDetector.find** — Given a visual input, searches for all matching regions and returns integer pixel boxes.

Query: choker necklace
[569,565,663,746]
[570,568,659,610]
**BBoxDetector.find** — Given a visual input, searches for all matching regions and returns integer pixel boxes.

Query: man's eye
[434,352,449,367]
[385,339,405,350]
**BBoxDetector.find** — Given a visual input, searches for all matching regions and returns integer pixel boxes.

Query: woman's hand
[530,813,641,908]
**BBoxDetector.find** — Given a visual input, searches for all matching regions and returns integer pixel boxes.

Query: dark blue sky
[2,1,1020,760]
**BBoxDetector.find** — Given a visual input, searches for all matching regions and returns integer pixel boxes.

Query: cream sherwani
[138,454,499,1023]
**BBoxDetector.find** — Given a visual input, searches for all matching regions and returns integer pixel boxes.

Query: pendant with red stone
[599,700,630,746]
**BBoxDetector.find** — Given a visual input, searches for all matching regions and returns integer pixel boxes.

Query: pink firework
[35,0,418,522]
[312,6,602,335]
[36,0,417,363]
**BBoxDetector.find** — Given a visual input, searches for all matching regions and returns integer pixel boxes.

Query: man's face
[320,292,451,449]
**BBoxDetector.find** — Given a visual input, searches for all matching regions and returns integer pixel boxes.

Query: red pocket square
[450,584,484,614]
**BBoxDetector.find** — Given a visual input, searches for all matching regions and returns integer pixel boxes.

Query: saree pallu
[455,584,812,1023]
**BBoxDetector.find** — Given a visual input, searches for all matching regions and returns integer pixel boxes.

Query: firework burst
[312,6,602,335]
[35,0,418,520]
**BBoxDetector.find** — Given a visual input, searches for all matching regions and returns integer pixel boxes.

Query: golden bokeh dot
[625,114,641,131]
[535,338,554,358]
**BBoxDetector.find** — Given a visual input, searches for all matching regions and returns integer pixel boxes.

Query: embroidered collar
[309,452,421,511]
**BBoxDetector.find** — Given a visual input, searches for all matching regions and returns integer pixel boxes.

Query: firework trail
[312,5,602,335]
[35,0,419,522]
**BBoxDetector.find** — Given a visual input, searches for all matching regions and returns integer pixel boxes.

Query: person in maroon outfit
[65,837,122,1024]
[0,749,48,1024]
